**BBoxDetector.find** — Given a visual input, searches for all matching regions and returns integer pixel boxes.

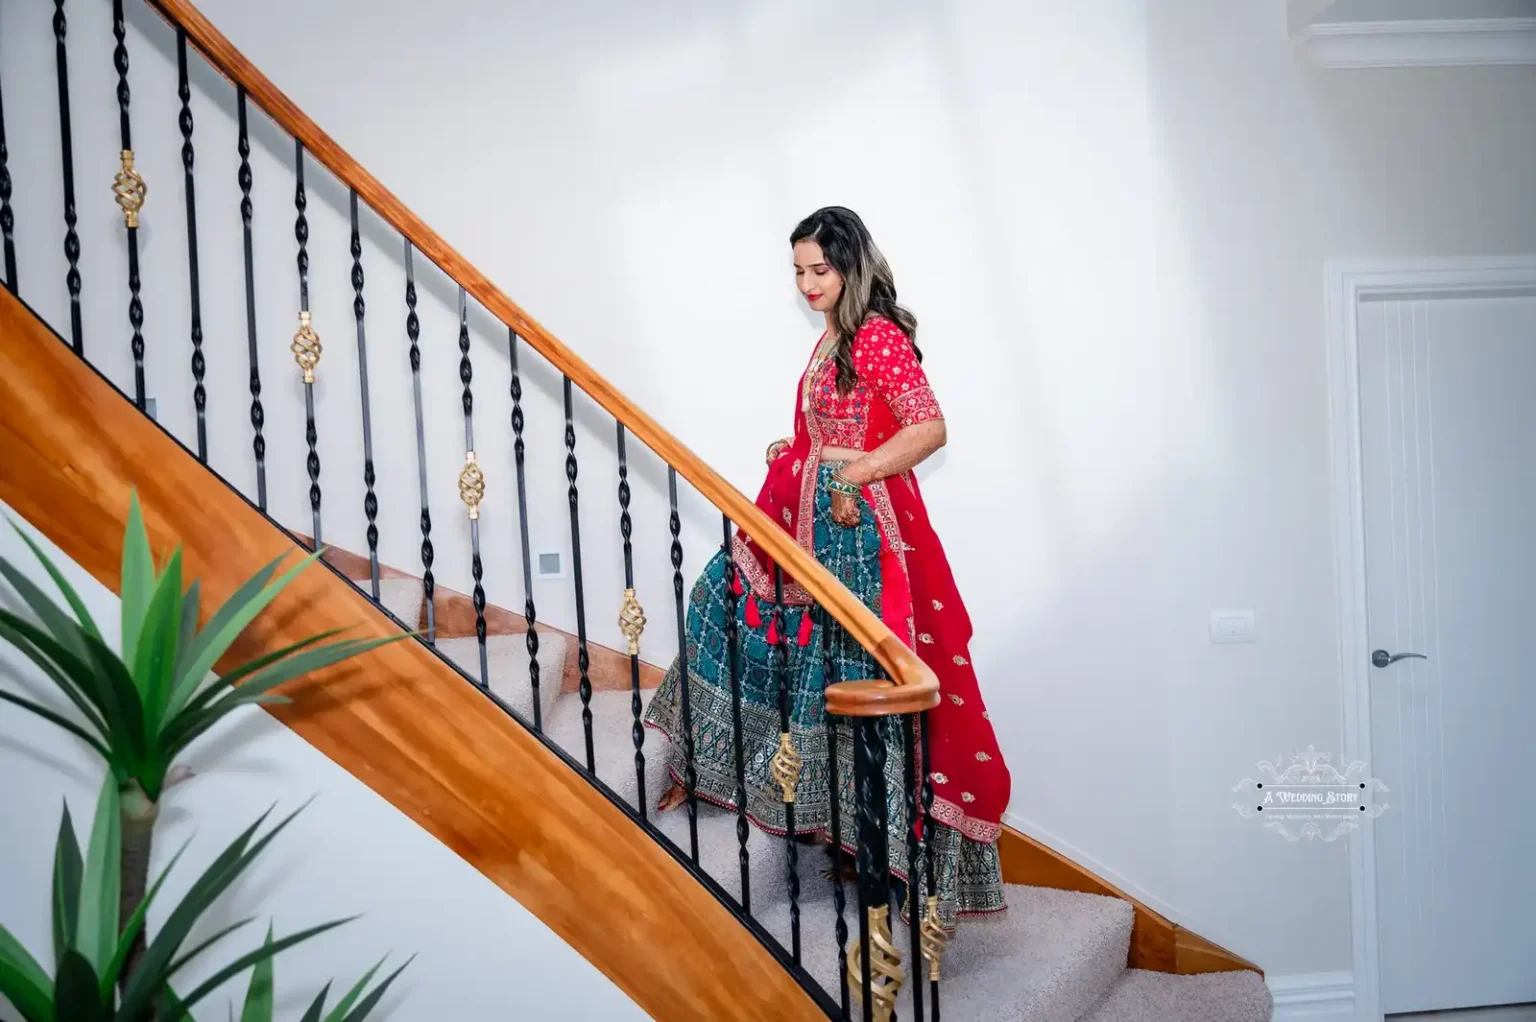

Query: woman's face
[794,239,842,314]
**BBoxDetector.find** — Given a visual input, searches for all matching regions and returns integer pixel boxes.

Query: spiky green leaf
[173,579,202,688]
[299,981,334,1022]
[238,926,276,1022]
[6,518,103,642]
[320,956,384,1022]
[176,917,357,1015]
[120,493,156,675]
[0,923,53,1022]
[162,551,314,721]
[53,948,105,1022]
[165,917,257,979]
[134,548,184,727]
[174,628,349,723]
[0,688,113,763]
[52,800,83,965]
[0,549,94,666]
[336,954,413,1022]
[75,774,120,975]
[0,611,111,741]
[165,635,406,758]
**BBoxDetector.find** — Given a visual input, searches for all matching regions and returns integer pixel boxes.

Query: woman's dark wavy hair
[790,206,920,395]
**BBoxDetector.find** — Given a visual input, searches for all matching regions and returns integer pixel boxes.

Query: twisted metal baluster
[112,0,147,408]
[293,141,321,547]
[0,57,16,293]
[921,711,943,1020]
[904,715,926,1022]
[509,330,542,730]
[616,424,647,816]
[851,716,903,1022]
[176,30,207,461]
[54,0,83,351]
[824,607,852,1021]
[772,565,802,963]
[457,286,489,688]
[669,467,700,863]
[404,242,435,643]
[349,190,380,600]
[721,515,751,914]
[236,89,266,509]
[565,376,595,773]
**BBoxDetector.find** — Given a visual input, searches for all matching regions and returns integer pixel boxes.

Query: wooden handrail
[146,0,938,715]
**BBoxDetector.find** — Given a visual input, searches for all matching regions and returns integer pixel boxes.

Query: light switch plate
[1210,609,1256,644]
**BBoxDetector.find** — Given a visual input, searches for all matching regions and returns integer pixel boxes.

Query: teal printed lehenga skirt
[642,464,1005,929]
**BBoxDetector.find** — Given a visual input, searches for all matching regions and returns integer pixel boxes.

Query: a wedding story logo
[1231,745,1390,842]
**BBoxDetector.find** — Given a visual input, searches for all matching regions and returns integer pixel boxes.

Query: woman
[644,206,1010,931]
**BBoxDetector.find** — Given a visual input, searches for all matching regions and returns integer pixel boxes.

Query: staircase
[0,1,1272,1018]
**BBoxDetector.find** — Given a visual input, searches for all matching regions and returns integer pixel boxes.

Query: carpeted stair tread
[536,688,1265,1021]
[434,631,567,729]
[373,577,426,633]
[1080,968,1273,1022]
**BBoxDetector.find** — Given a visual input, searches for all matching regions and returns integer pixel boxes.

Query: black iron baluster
[457,286,489,688]
[237,89,266,510]
[176,30,207,461]
[112,0,147,409]
[824,607,851,1021]
[721,515,751,914]
[921,712,941,1022]
[404,242,435,643]
[54,0,83,351]
[292,140,322,547]
[904,715,926,1022]
[509,330,542,731]
[668,467,700,864]
[565,376,595,773]
[853,717,892,1022]
[616,424,647,817]
[771,565,802,963]
[350,190,380,600]
[0,57,17,294]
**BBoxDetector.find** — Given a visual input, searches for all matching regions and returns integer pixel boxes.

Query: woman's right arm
[765,437,792,465]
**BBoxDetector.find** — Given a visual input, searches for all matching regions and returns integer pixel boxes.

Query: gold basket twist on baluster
[291,311,321,384]
[458,451,486,519]
[113,150,147,229]
[618,588,646,656]
[847,905,904,1022]
[770,731,803,803]
[920,894,948,981]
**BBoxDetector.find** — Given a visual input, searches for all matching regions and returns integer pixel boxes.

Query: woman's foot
[818,847,859,884]
[656,782,688,813]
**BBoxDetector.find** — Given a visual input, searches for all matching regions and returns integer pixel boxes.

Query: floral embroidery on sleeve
[853,317,943,428]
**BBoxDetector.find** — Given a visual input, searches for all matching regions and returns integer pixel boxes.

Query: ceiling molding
[1299,16,1536,68]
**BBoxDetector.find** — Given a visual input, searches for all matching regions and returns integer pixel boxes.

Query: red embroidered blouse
[808,316,943,449]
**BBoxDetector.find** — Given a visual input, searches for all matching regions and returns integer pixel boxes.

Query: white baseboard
[1269,971,1356,1020]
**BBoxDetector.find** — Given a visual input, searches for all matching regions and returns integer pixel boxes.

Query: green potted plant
[0,773,410,1021]
[0,493,408,990]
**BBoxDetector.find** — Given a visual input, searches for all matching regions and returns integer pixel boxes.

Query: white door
[1358,292,1536,1015]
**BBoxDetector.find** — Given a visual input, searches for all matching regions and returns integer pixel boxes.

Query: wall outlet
[537,551,564,579]
[1210,609,1256,644]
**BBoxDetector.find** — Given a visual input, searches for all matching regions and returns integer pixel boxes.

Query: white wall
[0,503,648,1021]
[5,0,1535,988]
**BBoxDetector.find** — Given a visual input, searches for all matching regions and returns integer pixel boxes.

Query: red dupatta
[731,316,1009,844]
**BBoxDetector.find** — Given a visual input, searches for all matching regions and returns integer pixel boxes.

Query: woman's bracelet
[826,472,861,496]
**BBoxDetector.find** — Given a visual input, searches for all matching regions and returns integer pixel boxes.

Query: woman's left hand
[830,490,861,527]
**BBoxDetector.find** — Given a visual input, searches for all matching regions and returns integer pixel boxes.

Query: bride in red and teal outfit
[644,206,1011,931]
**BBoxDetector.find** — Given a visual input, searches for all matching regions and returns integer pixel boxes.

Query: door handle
[1371,649,1427,669]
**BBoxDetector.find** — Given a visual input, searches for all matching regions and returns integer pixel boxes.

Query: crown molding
[1300,16,1536,68]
